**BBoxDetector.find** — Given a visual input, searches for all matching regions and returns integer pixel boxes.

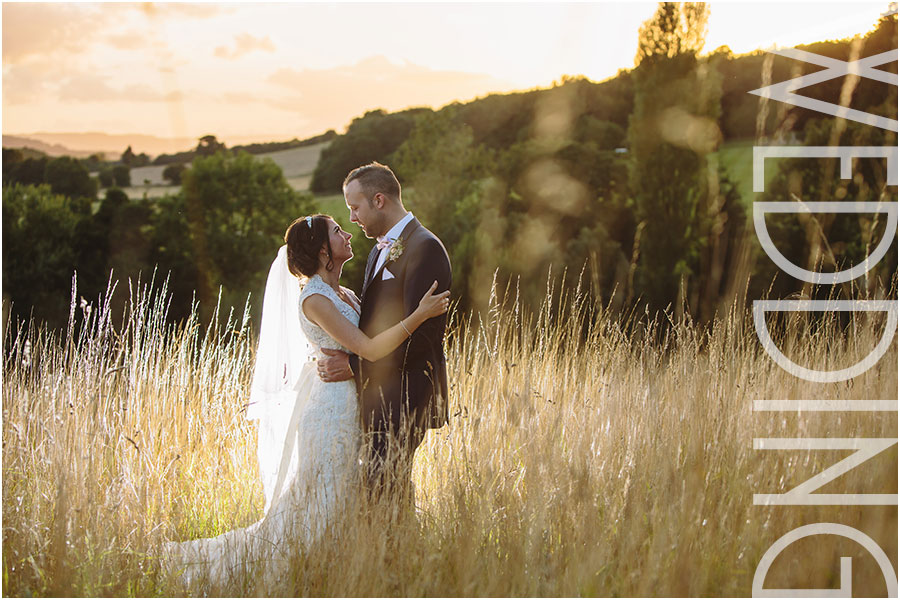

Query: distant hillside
[1,135,98,158]
[151,130,337,166]
[4,130,339,164]
[2,131,335,158]
[3,132,197,157]
[120,140,329,199]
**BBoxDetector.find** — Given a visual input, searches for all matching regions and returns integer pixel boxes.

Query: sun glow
[1,2,888,144]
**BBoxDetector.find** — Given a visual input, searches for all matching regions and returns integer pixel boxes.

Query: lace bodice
[298,274,360,354]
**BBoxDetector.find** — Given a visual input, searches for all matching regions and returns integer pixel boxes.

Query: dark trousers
[363,412,427,511]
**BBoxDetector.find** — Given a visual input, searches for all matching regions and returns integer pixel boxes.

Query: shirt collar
[382,212,414,243]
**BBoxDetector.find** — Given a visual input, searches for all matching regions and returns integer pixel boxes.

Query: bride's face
[323,218,353,266]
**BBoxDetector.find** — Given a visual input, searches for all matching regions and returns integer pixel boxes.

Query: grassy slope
[313,193,348,221]
[715,138,787,207]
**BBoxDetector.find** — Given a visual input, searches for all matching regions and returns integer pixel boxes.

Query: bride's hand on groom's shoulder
[317,348,353,382]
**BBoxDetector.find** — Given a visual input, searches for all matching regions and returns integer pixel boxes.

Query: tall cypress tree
[628,3,741,320]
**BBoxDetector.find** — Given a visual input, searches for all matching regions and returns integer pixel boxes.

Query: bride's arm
[302,282,448,363]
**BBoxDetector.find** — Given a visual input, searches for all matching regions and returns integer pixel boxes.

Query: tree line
[3,147,314,329]
[3,144,148,194]
[2,4,896,331]
[151,130,338,167]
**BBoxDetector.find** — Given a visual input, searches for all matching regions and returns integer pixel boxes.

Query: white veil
[247,245,316,512]
[163,246,324,579]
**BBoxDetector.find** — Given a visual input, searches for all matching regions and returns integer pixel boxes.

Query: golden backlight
[1,2,885,143]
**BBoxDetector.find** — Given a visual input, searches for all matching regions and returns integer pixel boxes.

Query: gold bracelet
[400,318,412,336]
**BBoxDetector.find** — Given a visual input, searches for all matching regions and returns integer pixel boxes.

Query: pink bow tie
[376,237,394,251]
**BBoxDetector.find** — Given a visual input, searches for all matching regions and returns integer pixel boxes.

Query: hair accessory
[306,216,312,228]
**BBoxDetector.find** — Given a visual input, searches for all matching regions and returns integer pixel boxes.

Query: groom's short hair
[343,162,401,205]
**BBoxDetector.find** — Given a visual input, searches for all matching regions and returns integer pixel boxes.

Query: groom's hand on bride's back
[317,348,354,382]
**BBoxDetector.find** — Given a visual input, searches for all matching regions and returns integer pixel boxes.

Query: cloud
[214,33,276,60]
[56,74,173,104]
[139,3,230,20]
[57,75,121,102]
[265,56,517,129]
[2,3,105,64]
[1,63,52,105]
[3,3,231,66]
[105,32,146,51]
[223,91,262,104]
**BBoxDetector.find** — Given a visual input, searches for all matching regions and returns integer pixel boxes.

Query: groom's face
[344,179,385,239]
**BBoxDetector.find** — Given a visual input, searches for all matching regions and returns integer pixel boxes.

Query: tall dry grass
[3,274,896,596]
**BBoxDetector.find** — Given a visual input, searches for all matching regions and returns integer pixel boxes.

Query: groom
[317,161,451,498]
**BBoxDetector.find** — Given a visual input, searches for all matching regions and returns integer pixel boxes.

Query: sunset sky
[1,2,889,147]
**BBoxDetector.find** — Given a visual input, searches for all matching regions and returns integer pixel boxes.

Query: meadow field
[2,275,896,596]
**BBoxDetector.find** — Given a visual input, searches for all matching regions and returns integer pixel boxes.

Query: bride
[164,214,449,588]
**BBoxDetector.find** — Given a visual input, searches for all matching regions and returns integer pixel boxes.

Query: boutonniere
[388,238,406,263]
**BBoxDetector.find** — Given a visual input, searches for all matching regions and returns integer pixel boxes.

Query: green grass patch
[715,138,787,208]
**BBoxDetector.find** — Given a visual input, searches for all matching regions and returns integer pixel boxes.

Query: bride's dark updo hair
[284,214,334,278]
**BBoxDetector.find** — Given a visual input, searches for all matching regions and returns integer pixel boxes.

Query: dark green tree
[147,192,201,322]
[634,1,708,64]
[112,164,131,187]
[69,188,126,299]
[180,151,315,319]
[576,116,626,150]
[44,156,97,201]
[98,167,115,188]
[2,184,83,326]
[310,108,430,193]
[121,145,136,166]
[7,156,48,187]
[80,152,107,172]
[627,2,744,321]
[196,135,227,157]
[394,109,495,305]
[3,148,24,180]
[102,189,151,288]
[153,149,196,166]
[162,163,187,185]
[754,117,898,303]
[133,152,151,167]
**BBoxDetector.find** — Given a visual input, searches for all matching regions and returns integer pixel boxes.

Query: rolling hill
[2,135,99,158]
[119,141,330,198]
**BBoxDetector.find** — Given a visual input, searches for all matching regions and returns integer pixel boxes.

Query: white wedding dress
[164,264,362,589]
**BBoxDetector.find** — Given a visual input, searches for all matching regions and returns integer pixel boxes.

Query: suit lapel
[368,217,421,288]
[362,245,380,297]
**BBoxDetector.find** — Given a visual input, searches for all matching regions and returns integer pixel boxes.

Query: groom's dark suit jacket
[350,217,451,437]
